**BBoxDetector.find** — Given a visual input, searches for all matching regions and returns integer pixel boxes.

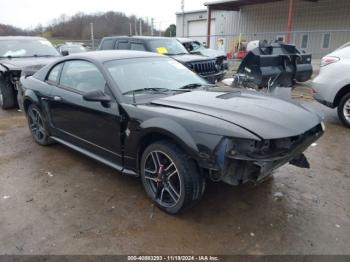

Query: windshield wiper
[122,87,172,95]
[167,52,188,56]
[32,54,58,57]
[0,55,57,59]
[179,83,215,90]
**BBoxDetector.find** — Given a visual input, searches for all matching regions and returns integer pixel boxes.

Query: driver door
[47,60,122,164]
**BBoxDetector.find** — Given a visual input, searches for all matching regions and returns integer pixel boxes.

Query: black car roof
[66,50,164,62]
[102,36,176,41]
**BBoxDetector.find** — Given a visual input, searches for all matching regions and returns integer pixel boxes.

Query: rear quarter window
[47,63,63,84]
[100,39,115,50]
[116,41,129,50]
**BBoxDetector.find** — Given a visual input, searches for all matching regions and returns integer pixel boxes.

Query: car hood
[150,90,321,139]
[169,54,214,63]
[193,49,226,59]
[0,57,60,70]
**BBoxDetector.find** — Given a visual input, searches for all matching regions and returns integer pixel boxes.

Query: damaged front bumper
[211,124,324,186]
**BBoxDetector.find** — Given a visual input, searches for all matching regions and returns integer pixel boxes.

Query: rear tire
[0,80,16,109]
[337,93,350,128]
[140,140,205,214]
[26,104,52,146]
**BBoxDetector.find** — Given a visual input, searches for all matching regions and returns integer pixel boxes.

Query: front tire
[140,141,205,214]
[338,93,350,128]
[26,104,52,146]
[0,80,16,109]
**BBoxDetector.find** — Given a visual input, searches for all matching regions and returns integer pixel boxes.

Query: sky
[0,0,208,30]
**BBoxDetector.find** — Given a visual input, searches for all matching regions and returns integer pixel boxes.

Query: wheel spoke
[144,168,157,174]
[168,181,180,199]
[165,162,174,172]
[167,170,177,180]
[150,152,161,170]
[159,188,165,203]
[144,175,158,182]
[165,186,179,203]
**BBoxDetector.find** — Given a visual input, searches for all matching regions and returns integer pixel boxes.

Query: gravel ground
[0,84,349,255]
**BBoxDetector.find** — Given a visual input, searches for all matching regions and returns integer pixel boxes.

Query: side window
[59,61,106,93]
[101,39,114,50]
[322,33,331,49]
[130,43,146,51]
[47,63,63,84]
[116,41,129,50]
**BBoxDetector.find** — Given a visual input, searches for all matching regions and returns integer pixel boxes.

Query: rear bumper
[313,92,335,108]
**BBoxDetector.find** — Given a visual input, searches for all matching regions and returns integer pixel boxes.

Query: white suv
[312,43,350,127]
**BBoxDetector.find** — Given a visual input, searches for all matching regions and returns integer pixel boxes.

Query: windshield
[148,39,189,55]
[0,39,60,57]
[61,45,87,53]
[191,41,205,51]
[105,57,207,95]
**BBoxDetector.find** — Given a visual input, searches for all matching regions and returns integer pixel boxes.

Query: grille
[187,60,218,76]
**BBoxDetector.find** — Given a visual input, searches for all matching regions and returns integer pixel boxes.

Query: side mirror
[83,90,112,107]
[61,50,69,56]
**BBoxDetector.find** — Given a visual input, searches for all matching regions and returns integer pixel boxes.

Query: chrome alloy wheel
[143,150,181,208]
[28,107,46,142]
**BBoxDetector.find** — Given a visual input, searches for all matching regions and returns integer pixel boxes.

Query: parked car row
[2,34,348,214]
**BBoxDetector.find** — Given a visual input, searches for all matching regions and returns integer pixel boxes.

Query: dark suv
[98,36,225,83]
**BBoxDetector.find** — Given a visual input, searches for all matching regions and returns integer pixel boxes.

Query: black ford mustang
[20,51,324,214]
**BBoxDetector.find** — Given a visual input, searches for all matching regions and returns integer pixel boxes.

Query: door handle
[53,96,62,101]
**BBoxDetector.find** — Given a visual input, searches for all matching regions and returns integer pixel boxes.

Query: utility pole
[159,21,162,36]
[134,19,138,36]
[90,22,94,50]
[181,0,185,37]
[139,19,142,36]
[128,22,132,35]
[151,18,154,36]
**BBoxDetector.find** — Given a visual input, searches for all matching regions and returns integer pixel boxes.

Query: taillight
[320,56,340,67]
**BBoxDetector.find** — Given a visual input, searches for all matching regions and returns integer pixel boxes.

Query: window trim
[45,62,64,86]
[321,33,331,50]
[114,40,129,50]
[56,59,108,95]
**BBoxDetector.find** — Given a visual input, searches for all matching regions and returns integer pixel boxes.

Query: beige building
[176,0,350,58]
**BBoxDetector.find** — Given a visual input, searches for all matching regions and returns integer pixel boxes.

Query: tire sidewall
[338,93,350,128]
[140,142,188,214]
[0,80,16,109]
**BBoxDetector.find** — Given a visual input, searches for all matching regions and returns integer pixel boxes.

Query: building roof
[175,9,207,15]
[204,0,318,11]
